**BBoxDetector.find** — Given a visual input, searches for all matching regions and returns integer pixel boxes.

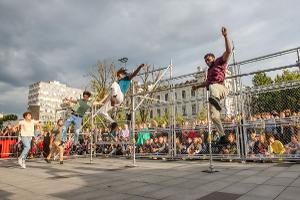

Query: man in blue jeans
[60,91,93,147]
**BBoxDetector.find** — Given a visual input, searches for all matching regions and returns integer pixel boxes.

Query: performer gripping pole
[192,27,232,136]
[96,63,145,129]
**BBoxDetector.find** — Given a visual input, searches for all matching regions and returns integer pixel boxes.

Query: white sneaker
[18,158,23,167]
[21,160,26,169]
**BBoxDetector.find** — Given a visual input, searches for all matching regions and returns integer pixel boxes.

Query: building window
[191,88,195,97]
[157,95,160,100]
[165,93,168,101]
[157,109,161,117]
[164,108,168,115]
[150,110,153,118]
[182,105,187,116]
[175,92,177,100]
[182,90,186,99]
[192,104,197,115]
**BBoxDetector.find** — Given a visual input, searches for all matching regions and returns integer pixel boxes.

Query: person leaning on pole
[192,26,232,136]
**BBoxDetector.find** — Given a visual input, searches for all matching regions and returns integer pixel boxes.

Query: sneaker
[45,158,51,163]
[209,97,222,111]
[18,158,23,167]
[21,161,26,169]
[59,161,63,165]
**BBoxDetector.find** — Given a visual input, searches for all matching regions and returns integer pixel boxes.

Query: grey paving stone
[198,192,241,200]
[236,170,259,176]
[290,178,300,187]
[275,186,300,200]
[220,183,257,194]
[246,185,285,198]
[276,172,300,178]
[199,180,234,192]
[264,177,295,186]
[237,194,274,200]
[240,176,271,184]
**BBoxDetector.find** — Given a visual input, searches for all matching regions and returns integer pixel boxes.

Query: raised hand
[221,27,228,37]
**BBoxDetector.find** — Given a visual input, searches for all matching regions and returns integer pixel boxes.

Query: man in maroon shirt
[192,27,232,136]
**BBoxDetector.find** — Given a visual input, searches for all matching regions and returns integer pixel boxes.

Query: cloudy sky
[1,0,300,115]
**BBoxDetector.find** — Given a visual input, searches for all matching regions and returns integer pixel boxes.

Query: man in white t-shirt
[17,112,39,168]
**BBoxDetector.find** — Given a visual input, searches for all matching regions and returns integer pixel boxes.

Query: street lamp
[118,57,128,67]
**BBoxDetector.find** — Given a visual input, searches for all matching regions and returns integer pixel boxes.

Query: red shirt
[206,56,228,89]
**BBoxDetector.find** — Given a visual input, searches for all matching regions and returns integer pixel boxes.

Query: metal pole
[90,106,94,164]
[297,48,300,71]
[206,90,215,173]
[131,82,137,166]
[171,61,176,158]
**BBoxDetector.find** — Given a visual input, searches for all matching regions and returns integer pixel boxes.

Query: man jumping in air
[60,91,93,146]
[98,63,145,129]
[192,27,232,136]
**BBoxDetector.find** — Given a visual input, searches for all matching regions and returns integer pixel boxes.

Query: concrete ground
[0,157,300,200]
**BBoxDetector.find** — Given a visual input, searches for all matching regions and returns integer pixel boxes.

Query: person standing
[192,27,232,136]
[17,112,39,169]
[45,119,64,164]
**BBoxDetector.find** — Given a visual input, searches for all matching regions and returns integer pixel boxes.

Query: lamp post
[118,57,128,67]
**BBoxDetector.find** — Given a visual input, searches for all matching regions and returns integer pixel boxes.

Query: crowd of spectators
[0,109,300,159]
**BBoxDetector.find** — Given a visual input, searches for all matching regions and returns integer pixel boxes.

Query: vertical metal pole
[170,60,176,158]
[90,106,94,164]
[297,49,300,71]
[206,90,214,172]
[131,83,137,166]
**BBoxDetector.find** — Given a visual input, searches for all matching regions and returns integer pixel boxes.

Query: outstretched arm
[128,63,145,80]
[221,27,232,63]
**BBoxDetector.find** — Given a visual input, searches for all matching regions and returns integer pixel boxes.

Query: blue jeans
[20,136,32,160]
[62,114,82,145]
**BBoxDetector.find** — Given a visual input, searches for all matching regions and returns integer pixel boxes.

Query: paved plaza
[0,158,300,200]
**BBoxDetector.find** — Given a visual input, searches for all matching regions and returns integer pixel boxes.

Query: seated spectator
[248,130,257,155]
[221,133,237,154]
[142,139,153,153]
[253,134,268,155]
[175,138,184,154]
[184,137,193,154]
[193,137,207,154]
[121,124,130,140]
[188,127,197,140]
[157,136,168,154]
[285,134,300,154]
[268,135,285,155]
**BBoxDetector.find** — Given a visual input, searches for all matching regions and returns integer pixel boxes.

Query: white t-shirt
[19,120,38,137]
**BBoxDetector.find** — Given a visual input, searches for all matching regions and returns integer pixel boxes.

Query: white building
[147,68,236,120]
[28,81,83,122]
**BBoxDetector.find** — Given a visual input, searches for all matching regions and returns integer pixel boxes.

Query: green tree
[252,72,273,86]
[197,104,207,120]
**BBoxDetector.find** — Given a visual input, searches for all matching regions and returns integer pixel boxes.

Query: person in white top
[17,112,39,168]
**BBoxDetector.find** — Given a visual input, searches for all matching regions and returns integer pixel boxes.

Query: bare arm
[128,63,145,80]
[221,27,232,63]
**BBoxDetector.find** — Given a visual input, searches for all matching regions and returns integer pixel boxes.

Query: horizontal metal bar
[137,66,169,76]
[228,46,300,67]
[227,63,299,79]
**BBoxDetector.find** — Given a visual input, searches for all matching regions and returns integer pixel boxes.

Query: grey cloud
[0,0,300,115]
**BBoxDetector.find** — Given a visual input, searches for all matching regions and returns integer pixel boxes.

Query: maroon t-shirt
[205,56,228,89]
